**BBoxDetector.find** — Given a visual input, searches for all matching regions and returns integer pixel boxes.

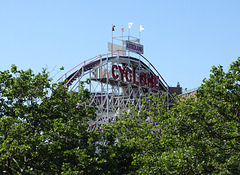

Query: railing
[138,53,175,94]
[181,88,198,95]
[55,52,118,86]
[54,50,175,101]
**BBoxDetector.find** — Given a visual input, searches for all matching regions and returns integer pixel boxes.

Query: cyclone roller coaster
[55,36,176,130]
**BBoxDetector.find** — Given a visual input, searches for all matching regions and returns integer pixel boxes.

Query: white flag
[140,25,144,32]
[128,22,133,29]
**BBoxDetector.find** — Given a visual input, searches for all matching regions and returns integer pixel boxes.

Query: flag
[112,24,115,31]
[128,22,133,29]
[121,25,124,32]
[140,25,144,32]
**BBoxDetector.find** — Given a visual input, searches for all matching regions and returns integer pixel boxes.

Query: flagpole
[139,31,141,43]
[128,28,130,41]
[112,29,113,56]
[139,25,144,43]
[122,26,124,55]
[122,30,123,40]
[139,25,141,42]
[128,22,133,41]
[122,25,123,41]
[111,24,115,56]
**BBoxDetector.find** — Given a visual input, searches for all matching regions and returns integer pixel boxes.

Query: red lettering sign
[125,68,132,82]
[140,72,146,86]
[112,65,118,79]
[133,68,139,85]
[126,41,144,54]
[118,66,125,81]
[147,74,154,88]
[111,65,160,90]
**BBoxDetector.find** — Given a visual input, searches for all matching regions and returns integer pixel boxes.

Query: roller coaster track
[55,51,174,98]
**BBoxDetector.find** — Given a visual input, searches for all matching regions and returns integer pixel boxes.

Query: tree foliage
[1,57,240,174]
[0,65,98,174]
[99,58,240,174]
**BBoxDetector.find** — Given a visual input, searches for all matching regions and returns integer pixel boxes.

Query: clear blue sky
[1,0,239,90]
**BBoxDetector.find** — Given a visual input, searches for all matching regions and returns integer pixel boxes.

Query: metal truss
[56,51,174,131]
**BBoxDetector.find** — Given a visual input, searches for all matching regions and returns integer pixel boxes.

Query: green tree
[97,94,170,174]
[100,58,240,174]
[0,65,98,174]
[1,57,240,174]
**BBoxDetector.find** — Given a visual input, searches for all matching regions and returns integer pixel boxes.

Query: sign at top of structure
[126,40,144,54]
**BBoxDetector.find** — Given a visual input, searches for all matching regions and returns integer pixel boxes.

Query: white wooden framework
[56,51,174,130]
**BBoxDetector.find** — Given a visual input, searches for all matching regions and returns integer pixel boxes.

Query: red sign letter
[147,73,154,88]
[118,66,125,81]
[133,68,139,85]
[125,68,132,82]
[112,65,118,79]
[140,72,146,86]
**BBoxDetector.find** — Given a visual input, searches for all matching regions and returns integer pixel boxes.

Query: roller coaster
[55,37,176,130]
